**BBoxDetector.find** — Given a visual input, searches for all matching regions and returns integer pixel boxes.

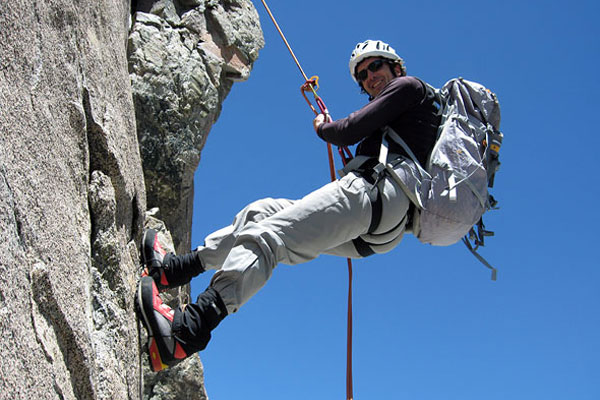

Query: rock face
[129,0,264,253]
[0,1,144,398]
[0,0,263,399]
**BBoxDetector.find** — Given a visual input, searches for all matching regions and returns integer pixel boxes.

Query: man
[136,40,441,372]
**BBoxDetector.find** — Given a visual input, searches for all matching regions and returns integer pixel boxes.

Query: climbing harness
[259,1,354,399]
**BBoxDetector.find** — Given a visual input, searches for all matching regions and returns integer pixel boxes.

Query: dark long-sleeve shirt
[317,76,441,166]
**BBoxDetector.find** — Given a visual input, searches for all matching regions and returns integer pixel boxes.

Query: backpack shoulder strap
[381,127,429,179]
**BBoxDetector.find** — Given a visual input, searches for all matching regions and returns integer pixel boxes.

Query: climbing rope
[259,1,354,399]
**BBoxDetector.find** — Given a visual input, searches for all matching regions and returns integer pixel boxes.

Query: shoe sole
[141,229,155,266]
[140,229,172,291]
[136,276,168,371]
[136,277,154,337]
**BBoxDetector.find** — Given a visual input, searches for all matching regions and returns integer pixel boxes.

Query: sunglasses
[356,59,388,82]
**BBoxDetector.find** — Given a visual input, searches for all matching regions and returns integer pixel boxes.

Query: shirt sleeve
[317,76,426,147]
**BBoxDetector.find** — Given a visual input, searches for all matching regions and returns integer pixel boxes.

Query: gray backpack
[383,78,503,279]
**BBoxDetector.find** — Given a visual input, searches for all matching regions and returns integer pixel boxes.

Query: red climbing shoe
[141,229,171,290]
[141,229,206,291]
[136,276,189,371]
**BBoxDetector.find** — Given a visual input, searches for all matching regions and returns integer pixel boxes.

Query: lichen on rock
[129,0,264,254]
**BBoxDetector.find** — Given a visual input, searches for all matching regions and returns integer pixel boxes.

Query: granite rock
[0,0,263,399]
[129,0,264,253]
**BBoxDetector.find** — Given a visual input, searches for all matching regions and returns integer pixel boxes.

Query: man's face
[356,57,399,98]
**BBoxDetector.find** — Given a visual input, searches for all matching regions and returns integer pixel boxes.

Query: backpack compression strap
[462,222,498,281]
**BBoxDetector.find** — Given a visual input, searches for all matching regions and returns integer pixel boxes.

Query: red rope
[301,79,354,400]
[346,258,354,400]
[259,2,354,398]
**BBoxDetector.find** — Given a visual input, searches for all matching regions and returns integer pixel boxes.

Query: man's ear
[393,64,403,77]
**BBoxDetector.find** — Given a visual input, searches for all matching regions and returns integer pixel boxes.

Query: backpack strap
[377,127,430,210]
[382,127,429,180]
[484,128,503,188]
[462,220,497,281]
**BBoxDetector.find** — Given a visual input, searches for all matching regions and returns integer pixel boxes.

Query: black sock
[172,287,227,351]
[163,251,205,286]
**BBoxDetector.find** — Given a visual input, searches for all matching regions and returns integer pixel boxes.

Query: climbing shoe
[141,229,205,291]
[137,276,187,371]
[141,229,170,290]
[136,276,227,372]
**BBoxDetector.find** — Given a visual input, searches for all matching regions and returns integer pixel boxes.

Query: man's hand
[313,113,328,133]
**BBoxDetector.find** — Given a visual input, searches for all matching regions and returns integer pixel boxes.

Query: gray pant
[196,171,410,314]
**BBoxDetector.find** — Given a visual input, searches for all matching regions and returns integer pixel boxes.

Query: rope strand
[259,0,309,82]
[258,2,353,399]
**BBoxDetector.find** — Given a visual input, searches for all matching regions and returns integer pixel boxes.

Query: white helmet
[349,40,403,83]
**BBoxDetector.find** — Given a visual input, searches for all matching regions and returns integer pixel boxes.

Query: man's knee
[237,198,294,225]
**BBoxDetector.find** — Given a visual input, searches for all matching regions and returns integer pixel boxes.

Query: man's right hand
[313,113,326,133]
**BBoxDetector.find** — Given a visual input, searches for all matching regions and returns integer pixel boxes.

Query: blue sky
[190,0,599,398]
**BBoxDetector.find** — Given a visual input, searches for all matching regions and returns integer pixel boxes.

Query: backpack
[382,78,503,279]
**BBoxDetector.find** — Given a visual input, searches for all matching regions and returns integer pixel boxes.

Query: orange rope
[346,258,353,400]
[259,2,353,399]
[301,82,354,400]
[260,0,309,82]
